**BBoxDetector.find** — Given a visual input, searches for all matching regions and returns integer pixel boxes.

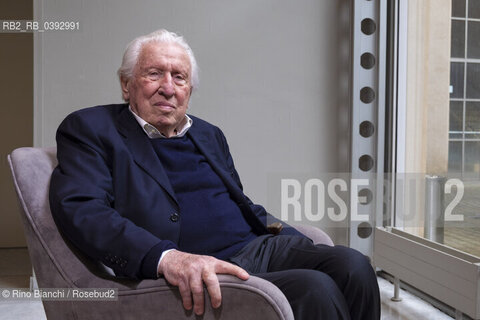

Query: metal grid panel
[349,0,387,257]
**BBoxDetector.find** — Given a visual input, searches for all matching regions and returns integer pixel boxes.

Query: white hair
[117,29,199,91]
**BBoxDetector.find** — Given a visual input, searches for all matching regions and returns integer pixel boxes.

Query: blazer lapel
[116,107,178,206]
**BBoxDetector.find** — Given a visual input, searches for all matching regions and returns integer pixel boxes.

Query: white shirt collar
[128,105,193,139]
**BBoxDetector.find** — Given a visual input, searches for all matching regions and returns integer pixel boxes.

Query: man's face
[121,41,192,136]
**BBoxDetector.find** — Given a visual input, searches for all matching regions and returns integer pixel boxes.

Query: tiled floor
[0,248,456,320]
[378,277,453,320]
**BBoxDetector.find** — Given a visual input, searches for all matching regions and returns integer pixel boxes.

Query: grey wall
[35,0,351,242]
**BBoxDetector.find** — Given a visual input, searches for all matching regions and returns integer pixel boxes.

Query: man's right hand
[158,250,250,316]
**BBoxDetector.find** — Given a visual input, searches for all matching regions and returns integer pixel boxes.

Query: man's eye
[174,75,187,84]
[147,71,161,80]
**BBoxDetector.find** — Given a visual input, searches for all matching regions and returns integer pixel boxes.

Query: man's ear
[120,76,130,101]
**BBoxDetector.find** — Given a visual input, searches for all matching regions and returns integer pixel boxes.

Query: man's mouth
[154,102,175,110]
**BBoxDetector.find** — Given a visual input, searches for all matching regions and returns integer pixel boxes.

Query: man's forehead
[138,42,190,67]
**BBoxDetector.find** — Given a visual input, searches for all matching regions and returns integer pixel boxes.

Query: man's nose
[158,73,175,98]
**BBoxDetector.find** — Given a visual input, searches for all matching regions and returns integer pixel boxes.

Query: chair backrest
[8,147,102,289]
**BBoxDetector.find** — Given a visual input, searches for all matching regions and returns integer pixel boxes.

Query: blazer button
[170,213,179,222]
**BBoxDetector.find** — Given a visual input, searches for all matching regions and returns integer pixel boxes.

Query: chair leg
[30,268,38,290]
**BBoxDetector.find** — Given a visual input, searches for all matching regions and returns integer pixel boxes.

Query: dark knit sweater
[150,135,257,260]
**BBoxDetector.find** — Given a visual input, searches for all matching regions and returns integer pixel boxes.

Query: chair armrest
[55,274,293,320]
[294,224,334,246]
[215,274,294,320]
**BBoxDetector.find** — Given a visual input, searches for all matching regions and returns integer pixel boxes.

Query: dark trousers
[229,235,380,320]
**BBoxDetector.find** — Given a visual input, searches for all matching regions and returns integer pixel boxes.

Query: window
[375,1,480,318]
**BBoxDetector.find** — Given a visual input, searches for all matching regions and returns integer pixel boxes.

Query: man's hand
[158,250,250,315]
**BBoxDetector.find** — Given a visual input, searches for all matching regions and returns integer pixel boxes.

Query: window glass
[448,141,463,172]
[466,63,480,99]
[450,62,465,98]
[451,20,465,58]
[465,141,480,174]
[467,21,480,59]
[465,102,480,138]
[469,0,480,18]
[452,0,466,17]
[398,1,480,260]
[450,101,463,139]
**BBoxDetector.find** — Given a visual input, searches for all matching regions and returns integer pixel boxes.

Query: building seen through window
[449,0,480,174]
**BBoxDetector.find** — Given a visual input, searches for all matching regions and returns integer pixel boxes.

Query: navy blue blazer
[49,104,303,279]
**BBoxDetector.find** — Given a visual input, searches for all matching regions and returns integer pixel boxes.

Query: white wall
[35,0,351,242]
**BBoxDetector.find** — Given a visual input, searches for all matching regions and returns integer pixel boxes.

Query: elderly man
[49,29,380,319]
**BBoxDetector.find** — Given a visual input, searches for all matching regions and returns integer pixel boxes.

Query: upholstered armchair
[8,147,334,320]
